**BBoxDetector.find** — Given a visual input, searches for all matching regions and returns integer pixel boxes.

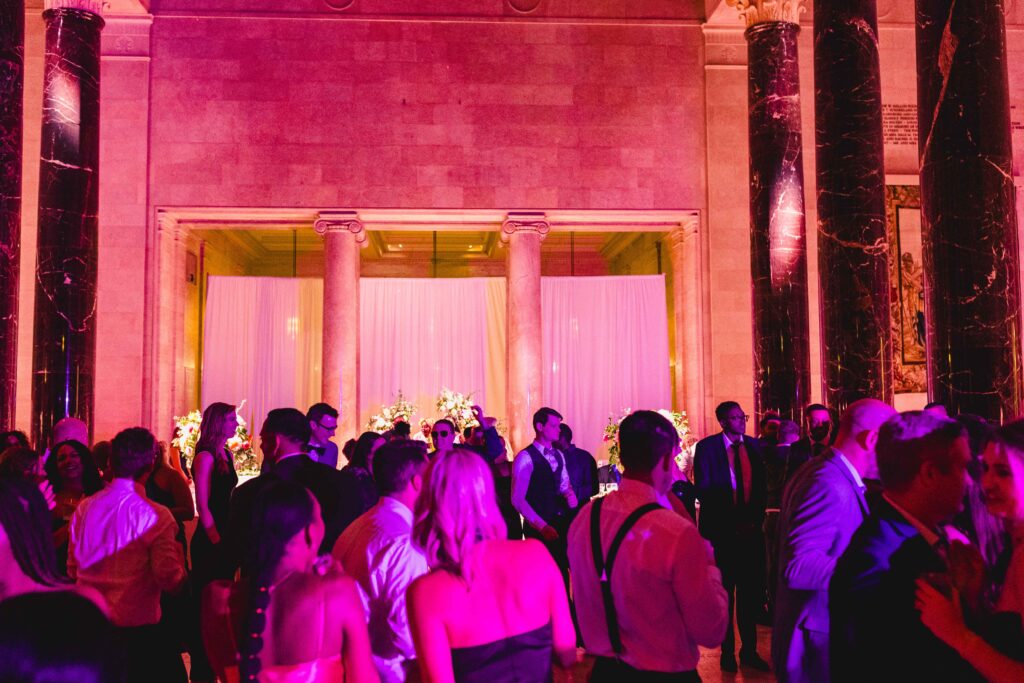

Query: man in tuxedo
[772,399,895,683]
[306,402,339,469]
[787,404,834,469]
[228,408,354,572]
[830,411,982,682]
[693,401,770,672]
[555,423,598,515]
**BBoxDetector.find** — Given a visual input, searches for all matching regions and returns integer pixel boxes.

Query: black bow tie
[310,445,325,455]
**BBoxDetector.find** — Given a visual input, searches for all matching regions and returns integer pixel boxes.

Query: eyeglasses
[316,421,337,432]
[431,430,451,437]
[727,414,750,422]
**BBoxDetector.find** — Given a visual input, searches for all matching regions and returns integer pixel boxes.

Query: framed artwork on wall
[886,184,926,394]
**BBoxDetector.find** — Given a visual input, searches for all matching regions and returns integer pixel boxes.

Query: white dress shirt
[511,441,572,531]
[568,479,729,672]
[68,478,186,627]
[333,496,429,683]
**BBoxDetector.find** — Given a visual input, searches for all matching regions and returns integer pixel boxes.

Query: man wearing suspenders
[568,410,728,682]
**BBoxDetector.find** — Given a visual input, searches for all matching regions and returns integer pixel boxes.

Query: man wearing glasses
[693,401,770,673]
[306,403,340,469]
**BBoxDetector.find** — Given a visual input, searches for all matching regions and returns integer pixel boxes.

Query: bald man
[771,399,896,683]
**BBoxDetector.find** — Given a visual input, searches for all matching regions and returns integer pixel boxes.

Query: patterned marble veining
[746,21,811,424]
[814,0,893,413]
[0,1,23,431]
[31,8,104,445]
[916,0,1022,421]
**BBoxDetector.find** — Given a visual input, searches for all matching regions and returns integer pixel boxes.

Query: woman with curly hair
[202,479,376,682]
[45,439,103,571]
[408,447,575,683]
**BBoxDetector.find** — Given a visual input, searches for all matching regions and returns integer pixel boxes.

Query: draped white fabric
[201,276,323,438]
[358,278,500,432]
[542,275,671,456]
[202,274,670,456]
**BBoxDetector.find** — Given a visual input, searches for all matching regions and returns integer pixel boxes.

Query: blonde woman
[408,447,575,683]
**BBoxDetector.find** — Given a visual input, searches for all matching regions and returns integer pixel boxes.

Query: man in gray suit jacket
[772,399,895,683]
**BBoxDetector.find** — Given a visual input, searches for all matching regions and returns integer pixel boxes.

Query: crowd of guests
[2,394,1024,682]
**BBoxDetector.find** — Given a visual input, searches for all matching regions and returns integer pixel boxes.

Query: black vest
[525,444,568,526]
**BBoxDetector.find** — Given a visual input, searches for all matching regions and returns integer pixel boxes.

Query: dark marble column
[745,19,811,424]
[0,1,24,430]
[916,0,1022,421]
[31,4,104,446]
[814,0,893,413]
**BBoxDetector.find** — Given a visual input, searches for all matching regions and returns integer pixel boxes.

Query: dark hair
[194,402,236,473]
[239,481,316,681]
[1,430,30,449]
[0,477,68,588]
[0,591,122,683]
[432,419,456,436]
[759,412,781,430]
[619,410,678,474]
[532,407,562,434]
[373,442,429,496]
[876,412,966,492]
[306,402,338,423]
[559,423,573,442]
[924,401,947,411]
[956,414,994,464]
[351,431,384,471]
[779,420,801,439]
[46,440,103,494]
[0,447,41,480]
[263,408,312,447]
[715,401,741,422]
[393,421,411,439]
[804,403,830,419]
[110,428,157,480]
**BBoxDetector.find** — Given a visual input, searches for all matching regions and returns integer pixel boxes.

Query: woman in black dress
[189,402,239,682]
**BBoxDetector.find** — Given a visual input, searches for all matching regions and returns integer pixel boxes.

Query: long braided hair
[238,480,316,681]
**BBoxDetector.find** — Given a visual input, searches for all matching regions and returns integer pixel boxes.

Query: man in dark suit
[772,399,895,682]
[788,403,834,469]
[830,411,982,683]
[555,422,598,514]
[228,407,355,574]
[693,400,770,672]
[306,402,339,469]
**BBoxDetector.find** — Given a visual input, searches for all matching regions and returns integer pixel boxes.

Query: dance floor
[554,625,776,683]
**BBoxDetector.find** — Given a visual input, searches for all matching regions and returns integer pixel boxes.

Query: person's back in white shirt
[568,479,728,673]
[68,478,186,627]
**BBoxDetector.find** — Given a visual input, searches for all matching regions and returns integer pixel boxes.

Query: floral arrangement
[604,408,695,476]
[436,388,479,435]
[366,391,417,434]
[172,404,259,475]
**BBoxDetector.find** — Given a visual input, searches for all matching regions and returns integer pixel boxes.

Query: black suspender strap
[590,497,664,656]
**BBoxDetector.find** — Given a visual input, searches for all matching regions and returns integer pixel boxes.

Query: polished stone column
[667,218,706,432]
[0,1,24,430]
[503,214,546,452]
[315,212,364,444]
[731,0,811,423]
[31,1,104,445]
[814,0,893,412]
[916,0,1022,421]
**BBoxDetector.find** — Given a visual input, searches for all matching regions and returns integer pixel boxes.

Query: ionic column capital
[500,213,550,244]
[315,211,367,246]
[667,217,700,249]
[44,0,104,17]
[726,0,805,29]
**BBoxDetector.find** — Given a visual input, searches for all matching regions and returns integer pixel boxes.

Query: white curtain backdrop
[542,275,671,457]
[202,276,323,439]
[359,278,503,432]
[201,275,670,457]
